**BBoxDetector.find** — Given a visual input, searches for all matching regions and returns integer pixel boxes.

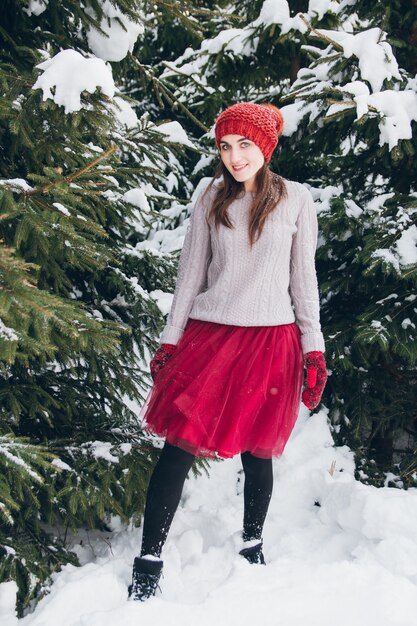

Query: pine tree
[1,0,213,614]
[277,3,417,484]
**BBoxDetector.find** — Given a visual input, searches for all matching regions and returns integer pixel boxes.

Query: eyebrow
[219,137,252,146]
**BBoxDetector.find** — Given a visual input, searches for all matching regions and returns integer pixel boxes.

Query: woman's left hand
[302,351,328,410]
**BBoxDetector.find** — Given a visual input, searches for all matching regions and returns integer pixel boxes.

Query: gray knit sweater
[160,178,325,355]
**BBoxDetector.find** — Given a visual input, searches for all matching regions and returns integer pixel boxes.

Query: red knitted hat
[214,102,284,163]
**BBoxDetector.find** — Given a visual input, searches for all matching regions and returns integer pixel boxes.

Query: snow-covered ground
[2,408,417,625]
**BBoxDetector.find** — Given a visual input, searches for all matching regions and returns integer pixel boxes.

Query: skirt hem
[143,423,286,460]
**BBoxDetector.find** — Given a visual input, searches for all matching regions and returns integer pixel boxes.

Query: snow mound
[5,408,417,625]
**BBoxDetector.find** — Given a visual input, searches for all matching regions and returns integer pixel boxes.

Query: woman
[128,102,328,602]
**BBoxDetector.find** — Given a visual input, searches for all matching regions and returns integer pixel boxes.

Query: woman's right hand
[150,343,177,381]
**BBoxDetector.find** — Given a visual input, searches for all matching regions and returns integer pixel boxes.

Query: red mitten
[301,351,328,410]
[150,343,177,381]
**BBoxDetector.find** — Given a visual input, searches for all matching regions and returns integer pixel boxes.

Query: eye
[220,144,228,151]
[241,142,250,148]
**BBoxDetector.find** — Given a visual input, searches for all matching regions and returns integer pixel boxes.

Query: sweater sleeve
[159,185,212,345]
[289,185,326,355]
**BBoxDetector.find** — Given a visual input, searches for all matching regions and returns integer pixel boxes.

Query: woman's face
[219,134,265,192]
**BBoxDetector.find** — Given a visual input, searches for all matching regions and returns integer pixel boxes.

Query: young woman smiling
[128,102,328,602]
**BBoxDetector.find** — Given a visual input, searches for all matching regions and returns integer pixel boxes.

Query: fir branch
[299,15,344,51]
[161,61,213,96]
[154,0,245,20]
[326,98,380,116]
[23,146,118,198]
[132,58,209,132]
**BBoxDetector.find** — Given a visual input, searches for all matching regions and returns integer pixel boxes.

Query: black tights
[140,442,273,558]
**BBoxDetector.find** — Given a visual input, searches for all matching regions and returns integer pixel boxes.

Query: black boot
[239,539,266,565]
[127,556,163,601]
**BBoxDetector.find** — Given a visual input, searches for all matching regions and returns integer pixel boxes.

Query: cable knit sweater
[160,178,326,355]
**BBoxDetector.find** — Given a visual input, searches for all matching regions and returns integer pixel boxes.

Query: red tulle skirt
[139,319,304,459]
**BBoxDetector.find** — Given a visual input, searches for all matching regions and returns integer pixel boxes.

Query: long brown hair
[202,161,287,247]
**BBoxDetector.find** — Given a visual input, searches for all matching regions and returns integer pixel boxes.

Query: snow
[308,0,340,20]
[356,89,417,151]
[366,192,395,212]
[253,0,308,34]
[0,582,18,625]
[317,28,400,93]
[122,188,151,212]
[292,70,416,152]
[4,409,417,625]
[51,458,74,472]
[395,224,417,266]
[287,22,414,151]
[108,96,138,129]
[0,319,18,341]
[369,215,417,271]
[201,28,257,57]
[162,27,258,83]
[193,154,216,176]
[111,273,151,300]
[53,202,70,216]
[280,101,305,135]
[32,49,115,114]
[0,445,42,483]
[371,249,399,272]
[345,199,362,218]
[154,121,197,150]
[280,99,322,136]
[24,0,48,16]
[0,178,33,192]
[341,80,370,99]
[87,441,119,463]
[253,0,341,32]
[304,184,342,217]
[85,1,144,62]
[149,289,175,316]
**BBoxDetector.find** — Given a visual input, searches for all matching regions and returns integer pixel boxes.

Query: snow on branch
[32,49,116,114]
[314,27,401,93]
[85,0,145,62]
[24,0,49,16]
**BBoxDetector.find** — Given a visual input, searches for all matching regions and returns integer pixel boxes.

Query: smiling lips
[232,164,247,171]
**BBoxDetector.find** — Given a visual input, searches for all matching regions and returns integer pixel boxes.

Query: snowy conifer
[0,0,210,613]
[278,3,417,482]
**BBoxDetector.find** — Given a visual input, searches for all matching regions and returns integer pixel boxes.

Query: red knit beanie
[214,102,284,163]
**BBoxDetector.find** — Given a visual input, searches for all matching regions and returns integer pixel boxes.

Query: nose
[230,147,244,164]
